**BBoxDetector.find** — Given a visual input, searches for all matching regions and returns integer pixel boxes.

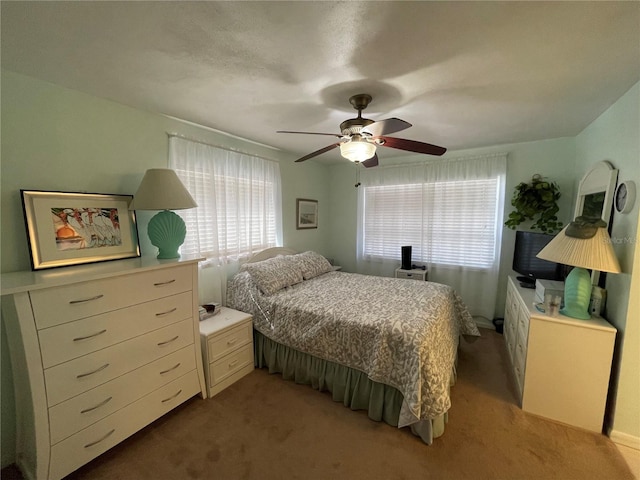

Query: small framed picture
[296,198,318,229]
[21,190,140,270]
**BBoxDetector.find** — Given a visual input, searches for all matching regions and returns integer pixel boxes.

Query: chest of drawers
[1,258,207,480]
[199,307,254,397]
[504,276,616,432]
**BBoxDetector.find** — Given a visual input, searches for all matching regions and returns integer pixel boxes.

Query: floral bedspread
[227,270,480,427]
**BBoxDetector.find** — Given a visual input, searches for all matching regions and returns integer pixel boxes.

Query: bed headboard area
[245,247,298,264]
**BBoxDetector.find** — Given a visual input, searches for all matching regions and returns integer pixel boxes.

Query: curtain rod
[167,132,281,165]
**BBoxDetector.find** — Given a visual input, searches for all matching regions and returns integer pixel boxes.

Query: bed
[226,248,480,444]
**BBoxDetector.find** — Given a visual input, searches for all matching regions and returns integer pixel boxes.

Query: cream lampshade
[129,169,197,259]
[536,217,621,319]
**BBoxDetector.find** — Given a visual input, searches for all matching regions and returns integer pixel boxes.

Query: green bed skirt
[254,329,447,444]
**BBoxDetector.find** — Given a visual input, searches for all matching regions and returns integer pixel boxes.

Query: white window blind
[363,178,500,268]
[169,136,282,265]
[356,153,507,320]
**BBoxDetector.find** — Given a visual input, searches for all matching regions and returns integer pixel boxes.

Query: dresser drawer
[49,371,200,480]
[39,292,193,368]
[517,310,530,346]
[49,345,196,445]
[30,265,192,329]
[209,343,253,387]
[514,362,525,397]
[207,320,252,363]
[45,318,194,406]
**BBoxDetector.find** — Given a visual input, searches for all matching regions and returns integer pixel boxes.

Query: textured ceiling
[2,1,639,165]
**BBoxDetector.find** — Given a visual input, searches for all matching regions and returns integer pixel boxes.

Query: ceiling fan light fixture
[340,140,376,163]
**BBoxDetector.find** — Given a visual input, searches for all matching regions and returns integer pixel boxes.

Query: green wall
[0,70,331,466]
[575,82,640,442]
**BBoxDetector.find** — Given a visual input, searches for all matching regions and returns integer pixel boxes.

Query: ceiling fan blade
[377,136,447,156]
[361,154,379,168]
[294,143,340,163]
[277,130,343,138]
[361,118,411,137]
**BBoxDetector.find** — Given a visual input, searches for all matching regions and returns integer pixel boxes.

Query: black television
[512,231,563,288]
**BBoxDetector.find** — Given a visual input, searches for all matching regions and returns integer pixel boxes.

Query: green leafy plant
[505,174,562,234]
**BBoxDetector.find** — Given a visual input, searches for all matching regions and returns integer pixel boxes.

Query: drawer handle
[161,389,182,403]
[73,329,107,342]
[84,429,115,448]
[229,359,239,368]
[154,279,176,287]
[227,338,239,346]
[156,307,178,317]
[159,363,181,375]
[77,363,110,379]
[157,335,179,347]
[80,396,113,414]
[69,294,104,305]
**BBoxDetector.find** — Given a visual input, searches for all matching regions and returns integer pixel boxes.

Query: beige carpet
[7,329,636,479]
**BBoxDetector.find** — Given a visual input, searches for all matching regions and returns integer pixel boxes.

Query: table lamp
[536,216,621,319]
[129,168,197,259]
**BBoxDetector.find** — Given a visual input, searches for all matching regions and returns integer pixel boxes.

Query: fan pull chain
[355,164,361,188]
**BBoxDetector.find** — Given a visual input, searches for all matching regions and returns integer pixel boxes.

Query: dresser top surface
[1,256,203,295]
[508,276,615,332]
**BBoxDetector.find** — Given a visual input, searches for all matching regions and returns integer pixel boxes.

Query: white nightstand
[199,307,254,398]
[395,267,428,281]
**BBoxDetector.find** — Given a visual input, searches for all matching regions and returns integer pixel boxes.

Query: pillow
[292,251,334,280]
[243,256,303,295]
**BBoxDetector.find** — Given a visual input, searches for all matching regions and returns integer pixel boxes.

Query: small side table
[395,267,428,281]
[199,307,254,397]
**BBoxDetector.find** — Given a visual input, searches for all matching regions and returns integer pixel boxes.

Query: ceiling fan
[277,93,447,168]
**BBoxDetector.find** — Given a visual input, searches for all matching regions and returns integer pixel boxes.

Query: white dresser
[200,307,254,398]
[504,275,616,432]
[1,257,207,480]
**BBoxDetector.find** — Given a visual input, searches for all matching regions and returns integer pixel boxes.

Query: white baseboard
[610,429,640,450]
[474,316,495,330]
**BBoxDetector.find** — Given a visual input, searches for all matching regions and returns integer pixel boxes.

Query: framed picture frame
[296,198,318,229]
[21,190,140,270]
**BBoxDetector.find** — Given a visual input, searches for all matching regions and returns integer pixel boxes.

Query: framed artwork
[21,190,140,270]
[296,198,318,229]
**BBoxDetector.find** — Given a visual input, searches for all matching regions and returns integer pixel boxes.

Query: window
[169,136,282,265]
[357,154,506,320]
[362,178,500,269]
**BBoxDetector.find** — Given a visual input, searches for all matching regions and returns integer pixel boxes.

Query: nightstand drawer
[395,268,428,281]
[207,320,252,363]
[209,343,253,387]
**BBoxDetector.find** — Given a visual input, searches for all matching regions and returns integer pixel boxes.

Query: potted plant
[505,174,562,234]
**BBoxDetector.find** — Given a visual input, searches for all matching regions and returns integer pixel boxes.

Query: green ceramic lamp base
[147,210,187,259]
[559,267,592,320]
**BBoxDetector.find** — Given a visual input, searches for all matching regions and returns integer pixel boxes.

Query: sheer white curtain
[357,153,507,321]
[169,135,282,304]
